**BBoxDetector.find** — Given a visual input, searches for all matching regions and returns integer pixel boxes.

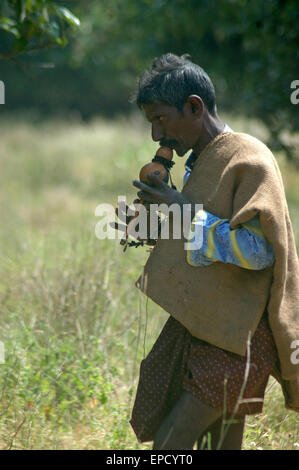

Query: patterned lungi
[130,312,278,443]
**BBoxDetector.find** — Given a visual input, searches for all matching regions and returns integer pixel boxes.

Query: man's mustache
[159,139,179,149]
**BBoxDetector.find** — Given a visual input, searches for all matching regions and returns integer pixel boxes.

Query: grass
[0,112,298,450]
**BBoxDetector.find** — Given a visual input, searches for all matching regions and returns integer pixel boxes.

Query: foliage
[0,0,298,162]
[72,0,299,161]
[0,0,80,58]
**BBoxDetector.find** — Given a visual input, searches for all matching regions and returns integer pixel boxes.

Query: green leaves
[0,330,114,426]
[56,7,80,29]
[0,0,298,162]
[71,0,298,162]
[0,0,80,58]
[0,17,20,37]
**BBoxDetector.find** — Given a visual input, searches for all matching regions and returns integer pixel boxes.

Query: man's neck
[192,113,225,156]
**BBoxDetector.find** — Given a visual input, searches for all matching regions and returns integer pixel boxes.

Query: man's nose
[151,123,164,142]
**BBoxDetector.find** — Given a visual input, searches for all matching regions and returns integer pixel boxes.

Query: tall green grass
[0,113,298,449]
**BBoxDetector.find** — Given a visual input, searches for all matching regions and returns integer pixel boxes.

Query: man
[114,53,299,450]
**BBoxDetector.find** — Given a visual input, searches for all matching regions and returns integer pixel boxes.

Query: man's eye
[151,116,164,124]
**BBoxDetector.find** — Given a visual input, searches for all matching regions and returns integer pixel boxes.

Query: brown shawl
[136,132,299,412]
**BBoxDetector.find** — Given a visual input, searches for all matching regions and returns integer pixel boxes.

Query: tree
[73,0,298,163]
[0,0,80,59]
[1,0,298,164]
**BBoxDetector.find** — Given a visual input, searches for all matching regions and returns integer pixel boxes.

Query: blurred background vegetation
[1,0,299,163]
[0,0,298,450]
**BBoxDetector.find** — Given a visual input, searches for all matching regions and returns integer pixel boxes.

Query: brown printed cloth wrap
[130,314,277,443]
[136,132,299,412]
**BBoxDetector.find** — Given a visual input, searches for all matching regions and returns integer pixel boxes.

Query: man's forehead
[142,102,177,120]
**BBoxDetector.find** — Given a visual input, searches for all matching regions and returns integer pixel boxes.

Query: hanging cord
[168,169,177,190]
[143,296,149,359]
[152,156,177,188]
[128,275,149,418]
[127,288,143,419]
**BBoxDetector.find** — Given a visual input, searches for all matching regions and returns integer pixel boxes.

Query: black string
[151,156,175,169]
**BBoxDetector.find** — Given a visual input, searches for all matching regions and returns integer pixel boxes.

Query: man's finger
[137,191,156,203]
[115,205,127,221]
[146,172,166,186]
[109,221,127,232]
[116,204,136,225]
[133,179,157,194]
[133,173,166,192]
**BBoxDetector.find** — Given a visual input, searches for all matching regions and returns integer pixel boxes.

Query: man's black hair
[133,53,217,114]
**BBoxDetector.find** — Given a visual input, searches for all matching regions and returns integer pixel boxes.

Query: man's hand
[109,198,157,245]
[109,199,141,236]
[133,172,192,215]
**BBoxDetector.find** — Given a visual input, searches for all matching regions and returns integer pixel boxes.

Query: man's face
[142,102,202,157]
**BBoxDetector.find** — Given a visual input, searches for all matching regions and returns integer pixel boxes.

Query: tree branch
[0,41,53,60]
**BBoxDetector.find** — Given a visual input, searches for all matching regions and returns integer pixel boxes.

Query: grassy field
[0,112,298,450]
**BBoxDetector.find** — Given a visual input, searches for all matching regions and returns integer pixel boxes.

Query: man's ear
[187,95,204,116]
